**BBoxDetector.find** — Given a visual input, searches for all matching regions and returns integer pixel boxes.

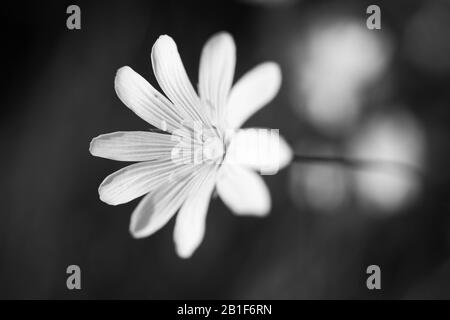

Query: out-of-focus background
[1,0,450,299]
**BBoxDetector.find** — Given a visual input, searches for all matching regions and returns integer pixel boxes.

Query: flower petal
[129,168,207,239]
[199,32,236,126]
[89,131,178,162]
[216,164,271,216]
[151,35,211,127]
[226,128,292,175]
[173,166,216,258]
[98,159,195,205]
[114,66,186,133]
[226,62,281,129]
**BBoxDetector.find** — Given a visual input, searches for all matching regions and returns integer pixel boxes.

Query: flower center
[202,136,225,163]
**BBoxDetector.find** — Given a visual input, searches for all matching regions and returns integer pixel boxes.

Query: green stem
[292,154,421,177]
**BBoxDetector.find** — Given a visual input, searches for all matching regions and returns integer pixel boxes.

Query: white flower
[89,32,292,258]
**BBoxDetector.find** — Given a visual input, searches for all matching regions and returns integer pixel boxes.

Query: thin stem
[292,154,422,177]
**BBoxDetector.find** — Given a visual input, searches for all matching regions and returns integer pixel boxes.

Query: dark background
[1,0,450,299]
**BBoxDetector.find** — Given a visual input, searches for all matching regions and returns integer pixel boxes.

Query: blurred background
[1,0,450,299]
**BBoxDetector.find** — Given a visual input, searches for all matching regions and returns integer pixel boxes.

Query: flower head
[90,32,292,258]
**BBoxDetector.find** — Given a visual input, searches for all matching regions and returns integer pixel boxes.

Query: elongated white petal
[90,131,178,162]
[226,128,292,175]
[98,159,195,205]
[216,165,271,216]
[129,167,206,239]
[114,66,186,133]
[151,35,211,127]
[173,166,216,258]
[199,32,236,125]
[226,62,281,129]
